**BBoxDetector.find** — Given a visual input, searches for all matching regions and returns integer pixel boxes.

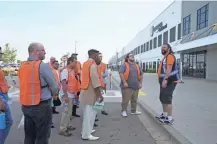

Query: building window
[163,31,168,43]
[137,46,140,54]
[178,23,181,40]
[183,51,206,78]
[153,37,157,48]
[141,45,143,53]
[134,48,136,55]
[143,43,146,52]
[149,62,152,69]
[197,4,209,30]
[183,15,191,35]
[150,40,153,50]
[146,42,149,51]
[170,26,176,43]
[146,62,148,71]
[158,35,162,47]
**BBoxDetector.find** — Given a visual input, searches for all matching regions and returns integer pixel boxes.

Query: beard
[161,50,167,55]
[129,59,134,63]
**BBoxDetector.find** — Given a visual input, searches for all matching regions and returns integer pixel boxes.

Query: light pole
[75,40,77,53]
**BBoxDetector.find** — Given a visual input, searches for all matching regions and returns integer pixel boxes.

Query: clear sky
[0,0,173,63]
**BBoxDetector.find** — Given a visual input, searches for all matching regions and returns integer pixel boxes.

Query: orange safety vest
[65,67,78,94]
[52,69,61,89]
[81,59,104,90]
[18,60,41,106]
[99,62,107,73]
[76,61,81,75]
[0,70,9,94]
[123,62,141,81]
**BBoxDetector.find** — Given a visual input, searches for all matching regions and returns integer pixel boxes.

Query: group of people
[119,43,178,125]
[0,42,178,144]
[0,42,109,144]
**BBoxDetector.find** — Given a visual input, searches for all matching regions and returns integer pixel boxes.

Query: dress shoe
[101,110,108,115]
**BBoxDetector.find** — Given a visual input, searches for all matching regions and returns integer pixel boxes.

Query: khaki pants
[60,98,73,132]
[121,88,139,113]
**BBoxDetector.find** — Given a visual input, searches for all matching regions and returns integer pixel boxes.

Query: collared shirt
[59,68,75,99]
[27,57,58,101]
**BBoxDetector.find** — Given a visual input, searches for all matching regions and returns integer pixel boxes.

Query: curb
[138,100,192,144]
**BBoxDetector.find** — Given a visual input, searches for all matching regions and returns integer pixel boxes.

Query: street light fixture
[75,40,78,53]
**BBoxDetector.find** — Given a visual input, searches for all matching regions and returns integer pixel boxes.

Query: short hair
[88,49,99,57]
[71,53,78,56]
[28,43,39,53]
[67,56,75,65]
[52,60,58,64]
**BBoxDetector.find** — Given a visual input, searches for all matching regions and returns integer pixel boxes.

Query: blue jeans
[0,100,13,144]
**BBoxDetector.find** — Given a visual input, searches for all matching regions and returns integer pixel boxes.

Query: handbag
[93,99,104,110]
[53,97,61,106]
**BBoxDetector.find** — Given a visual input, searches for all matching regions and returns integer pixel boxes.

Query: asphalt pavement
[5,100,156,144]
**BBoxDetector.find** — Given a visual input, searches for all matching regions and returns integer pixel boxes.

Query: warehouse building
[109,1,217,80]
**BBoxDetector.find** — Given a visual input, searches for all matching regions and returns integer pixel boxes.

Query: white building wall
[120,1,182,63]
[206,46,217,81]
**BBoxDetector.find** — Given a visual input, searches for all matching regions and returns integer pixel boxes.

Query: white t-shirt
[59,69,75,99]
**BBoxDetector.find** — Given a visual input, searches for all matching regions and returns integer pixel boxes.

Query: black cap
[88,49,99,56]
[71,53,78,56]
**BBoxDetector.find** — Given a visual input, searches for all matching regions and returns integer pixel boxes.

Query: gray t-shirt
[119,63,142,90]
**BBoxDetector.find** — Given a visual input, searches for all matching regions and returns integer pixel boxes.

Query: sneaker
[156,113,166,119]
[81,130,96,136]
[94,123,98,127]
[67,126,76,131]
[121,111,127,117]
[131,111,141,115]
[101,110,108,115]
[163,117,174,125]
[59,130,72,137]
[72,114,81,117]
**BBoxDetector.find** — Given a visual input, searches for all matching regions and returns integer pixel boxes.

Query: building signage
[150,22,167,37]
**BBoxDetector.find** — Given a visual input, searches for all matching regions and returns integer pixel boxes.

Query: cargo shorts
[159,83,176,104]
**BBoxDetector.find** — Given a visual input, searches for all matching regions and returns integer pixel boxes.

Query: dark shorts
[159,83,176,104]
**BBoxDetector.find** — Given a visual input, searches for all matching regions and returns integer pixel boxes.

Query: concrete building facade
[109,1,217,80]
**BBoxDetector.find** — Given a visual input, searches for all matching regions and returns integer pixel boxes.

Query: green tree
[17,60,21,64]
[2,43,17,64]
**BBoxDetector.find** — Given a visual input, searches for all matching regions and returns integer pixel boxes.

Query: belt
[40,99,51,104]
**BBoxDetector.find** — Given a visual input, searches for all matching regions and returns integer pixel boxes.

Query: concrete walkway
[111,71,217,144]
[5,90,156,144]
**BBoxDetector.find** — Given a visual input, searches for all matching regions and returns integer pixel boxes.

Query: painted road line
[139,90,147,96]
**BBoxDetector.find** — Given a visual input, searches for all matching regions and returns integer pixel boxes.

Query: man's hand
[123,82,128,88]
[74,93,79,100]
[162,79,167,88]
[63,95,69,103]
[139,83,142,89]
[52,95,58,100]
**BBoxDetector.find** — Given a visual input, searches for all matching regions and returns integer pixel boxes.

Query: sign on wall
[150,22,167,37]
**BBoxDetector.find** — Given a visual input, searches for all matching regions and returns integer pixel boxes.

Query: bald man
[48,57,56,69]
[18,43,58,144]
